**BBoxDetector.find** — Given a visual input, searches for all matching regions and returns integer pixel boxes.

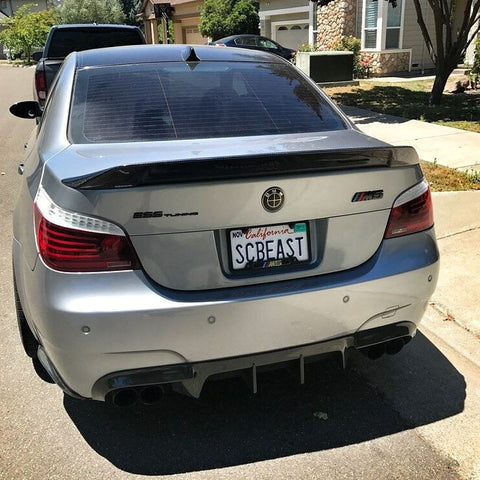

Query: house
[259,0,479,75]
[137,0,477,75]
[259,0,314,52]
[138,0,208,45]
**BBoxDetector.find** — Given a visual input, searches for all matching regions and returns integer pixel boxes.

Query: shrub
[333,35,361,57]
[470,35,480,89]
[333,35,369,78]
[298,42,318,52]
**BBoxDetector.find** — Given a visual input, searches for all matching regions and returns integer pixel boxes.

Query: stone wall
[366,50,411,75]
[316,0,356,50]
[314,1,411,75]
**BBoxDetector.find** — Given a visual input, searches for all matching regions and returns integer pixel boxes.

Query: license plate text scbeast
[229,223,309,270]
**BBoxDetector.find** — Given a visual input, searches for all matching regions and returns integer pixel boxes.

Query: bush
[58,0,125,24]
[0,5,56,63]
[333,35,370,78]
[333,35,361,57]
[470,36,480,89]
[472,36,480,75]
[199,0,259,41]
[298,42,318,52]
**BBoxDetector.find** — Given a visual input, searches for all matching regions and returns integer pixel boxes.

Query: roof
[51,23,140,30]
[74,44,285,68]
[138,0,167,13]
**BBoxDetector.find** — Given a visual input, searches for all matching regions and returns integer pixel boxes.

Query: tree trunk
[429,66,454,105]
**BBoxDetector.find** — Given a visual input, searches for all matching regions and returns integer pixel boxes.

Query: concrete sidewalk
[430,191,480,339]
[342,104,480,338]
[341,105,480,173]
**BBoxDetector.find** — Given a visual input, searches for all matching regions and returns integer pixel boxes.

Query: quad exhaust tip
[110,385,164,407]
[361,337,411,360]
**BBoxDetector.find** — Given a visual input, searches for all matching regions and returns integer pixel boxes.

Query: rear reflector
[34,187,139,272]
[384,179,434,238]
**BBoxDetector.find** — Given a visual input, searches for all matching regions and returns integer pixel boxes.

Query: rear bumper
[89,321,416,401]
[14,229,439,400]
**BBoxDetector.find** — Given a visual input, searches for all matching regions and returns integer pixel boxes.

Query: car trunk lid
[41,135,422,290]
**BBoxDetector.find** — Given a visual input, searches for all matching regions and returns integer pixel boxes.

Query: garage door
[276,24,309,51]
[184,26,207,45]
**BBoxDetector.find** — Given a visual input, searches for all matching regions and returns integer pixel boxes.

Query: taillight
[34,71,47,101]
[384,179,434,238]
[34,187,139,272]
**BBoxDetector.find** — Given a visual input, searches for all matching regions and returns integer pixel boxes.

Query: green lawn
[324,80,480,133]
[421,162,480,192]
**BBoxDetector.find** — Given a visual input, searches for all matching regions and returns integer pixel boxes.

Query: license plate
[229,222,310,271]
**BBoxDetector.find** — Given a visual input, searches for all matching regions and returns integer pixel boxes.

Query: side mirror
[10,101,43,119]
[32,51,43,62]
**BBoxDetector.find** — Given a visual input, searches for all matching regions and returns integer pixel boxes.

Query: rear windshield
[48,28,144,58]
[69,62,346,143]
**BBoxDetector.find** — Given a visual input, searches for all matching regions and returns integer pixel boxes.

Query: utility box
[296,51,354,83]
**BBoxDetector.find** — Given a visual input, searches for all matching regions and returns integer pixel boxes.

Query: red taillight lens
[34,194,139,273]
[384,180,434,239]
[34,71,47,101]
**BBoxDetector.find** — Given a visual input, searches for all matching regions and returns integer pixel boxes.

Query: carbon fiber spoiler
[63,146,419,190]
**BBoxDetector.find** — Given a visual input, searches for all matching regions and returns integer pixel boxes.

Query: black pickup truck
[33,24,146,107]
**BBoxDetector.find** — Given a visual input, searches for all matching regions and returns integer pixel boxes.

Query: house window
[363,0,378,49]
[363,0,403,50]
[386,0,402,48]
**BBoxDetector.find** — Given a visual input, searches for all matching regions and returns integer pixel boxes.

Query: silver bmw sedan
[10,44,438,406]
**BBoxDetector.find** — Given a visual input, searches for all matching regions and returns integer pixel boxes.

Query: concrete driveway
[341,105,480,173]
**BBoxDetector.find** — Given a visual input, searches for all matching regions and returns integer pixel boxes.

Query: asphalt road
[0,65,476,480]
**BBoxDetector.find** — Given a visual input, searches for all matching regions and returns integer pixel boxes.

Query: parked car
[208,34,296,61]
[4,48,23,61]
[33,24,146,107]
[10,44,438,406]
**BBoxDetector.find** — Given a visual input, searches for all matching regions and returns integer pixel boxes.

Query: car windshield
[69,61,346,144]
[48,28,143,58]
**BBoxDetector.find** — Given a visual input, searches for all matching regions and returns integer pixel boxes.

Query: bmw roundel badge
[262,187,285,212]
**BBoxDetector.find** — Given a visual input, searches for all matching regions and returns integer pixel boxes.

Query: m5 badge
[351,190,384,202]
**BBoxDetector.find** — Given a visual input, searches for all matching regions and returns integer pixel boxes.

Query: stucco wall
[260,0,307,13]
[171,0,206,44]
[402,0,436,70]
[259,0,310,46]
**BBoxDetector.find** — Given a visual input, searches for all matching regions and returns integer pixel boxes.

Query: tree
[199,0,259,41]
[57,0,126,24]
[472,35,480,80]
[0,4,56,62]
[119,0,143,26]
[412,0,480,104]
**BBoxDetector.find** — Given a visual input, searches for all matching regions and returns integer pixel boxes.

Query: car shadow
[339,105,410,125]
[63,331,465,475]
